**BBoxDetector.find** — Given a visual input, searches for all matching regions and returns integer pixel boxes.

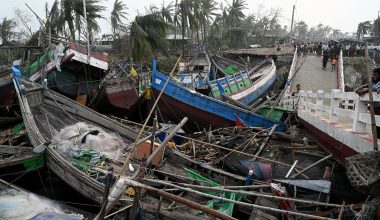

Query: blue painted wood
[210,59,276,105]
[152,61,286,131]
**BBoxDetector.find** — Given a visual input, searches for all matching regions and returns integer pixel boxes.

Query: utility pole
[290,5,295,36]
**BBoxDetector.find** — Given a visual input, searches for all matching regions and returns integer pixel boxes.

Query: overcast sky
[3,0,380,35]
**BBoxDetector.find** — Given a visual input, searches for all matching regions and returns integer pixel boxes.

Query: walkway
[282,52,379,165]
[290,55,338,93]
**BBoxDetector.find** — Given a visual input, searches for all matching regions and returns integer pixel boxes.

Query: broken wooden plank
[253,124,277,161]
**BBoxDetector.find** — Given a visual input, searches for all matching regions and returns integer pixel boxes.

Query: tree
[111,0,128,38]
[331,29,341,39]
[50,0,105,42]
[226,0,246,28]
[374,17,380,44]
[130,13,170,63]
[0,17,16,45]
[294,21,308,40]
[357,21,372,41]
[198,0,218,41]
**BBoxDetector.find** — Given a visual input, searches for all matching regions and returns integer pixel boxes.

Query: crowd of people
[294,42,341,71]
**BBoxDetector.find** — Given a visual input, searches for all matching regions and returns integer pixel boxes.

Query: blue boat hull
[151,61,286,131]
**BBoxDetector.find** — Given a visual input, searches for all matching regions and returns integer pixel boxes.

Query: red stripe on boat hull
[298,117,358,166]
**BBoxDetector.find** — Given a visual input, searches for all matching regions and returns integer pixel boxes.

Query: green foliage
[130,13,170,63]
[111,0,128,37]
[46,0,105,42]
[0,17,16,45]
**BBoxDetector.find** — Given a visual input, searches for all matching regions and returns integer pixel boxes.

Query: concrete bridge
[281,49,378,165]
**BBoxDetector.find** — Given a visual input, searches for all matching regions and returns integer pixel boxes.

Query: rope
[37,168,49,196]
[45,89,78,121]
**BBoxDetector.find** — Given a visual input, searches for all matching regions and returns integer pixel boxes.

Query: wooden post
[94,168,113,220]
[129,187,141,220]
[329,89,341,122]
[365,42,378,150]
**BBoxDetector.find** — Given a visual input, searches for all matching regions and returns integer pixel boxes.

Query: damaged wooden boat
[0,145,44,177]
[210,56,277,105]
[90,64,139,116]
[22,42,108,104]
[13,76,236,219]
[177,51,211,90]
[151,60,286,131]
[0,68,14,108]
[0,178,87,219]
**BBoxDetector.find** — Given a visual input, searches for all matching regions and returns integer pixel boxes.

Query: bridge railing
[337,50,345,92]
[296,89,380,133]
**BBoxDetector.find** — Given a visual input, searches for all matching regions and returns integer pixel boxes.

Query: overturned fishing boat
[22,42,108,104]
[90,64,139,116]
[151,60,286,131]
[210,56,277,105]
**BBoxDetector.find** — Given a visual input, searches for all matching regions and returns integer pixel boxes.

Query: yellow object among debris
[130,66,138,77]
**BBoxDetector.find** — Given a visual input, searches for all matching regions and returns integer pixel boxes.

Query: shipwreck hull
[45,147,105,204]
[299,117,358,166]
[211,58,277,105]
[151,60,286,131]
[152,89,233,129]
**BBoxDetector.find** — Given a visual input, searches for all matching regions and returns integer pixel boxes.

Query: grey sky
[3,0,380,35]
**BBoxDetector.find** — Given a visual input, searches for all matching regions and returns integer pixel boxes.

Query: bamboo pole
[145,179,342,208]
[98,56,182,219]
[290,154,333,179]
[139,179,336,220]
[146,117,188,166]
[117,55,182,178]
[365,42,378,151]
[173,133,301,169]
[253,124,277,161]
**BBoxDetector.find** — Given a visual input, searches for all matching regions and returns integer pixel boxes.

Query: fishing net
[51,122,128,160]
[346,151,380,192]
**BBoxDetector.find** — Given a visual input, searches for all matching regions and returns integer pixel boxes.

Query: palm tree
[178,0,194,54]
[226,0,246,28]
[111,0,128,38]
[160,2,174,23]
[130,13,170,63]
[357,21,372,41]
[0,17,16,45]
[331,29,341,39]
[198,0,217,42]
[52,0,104,42]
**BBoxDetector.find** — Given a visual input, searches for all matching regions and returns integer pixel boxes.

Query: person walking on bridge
[322,44,331,70]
